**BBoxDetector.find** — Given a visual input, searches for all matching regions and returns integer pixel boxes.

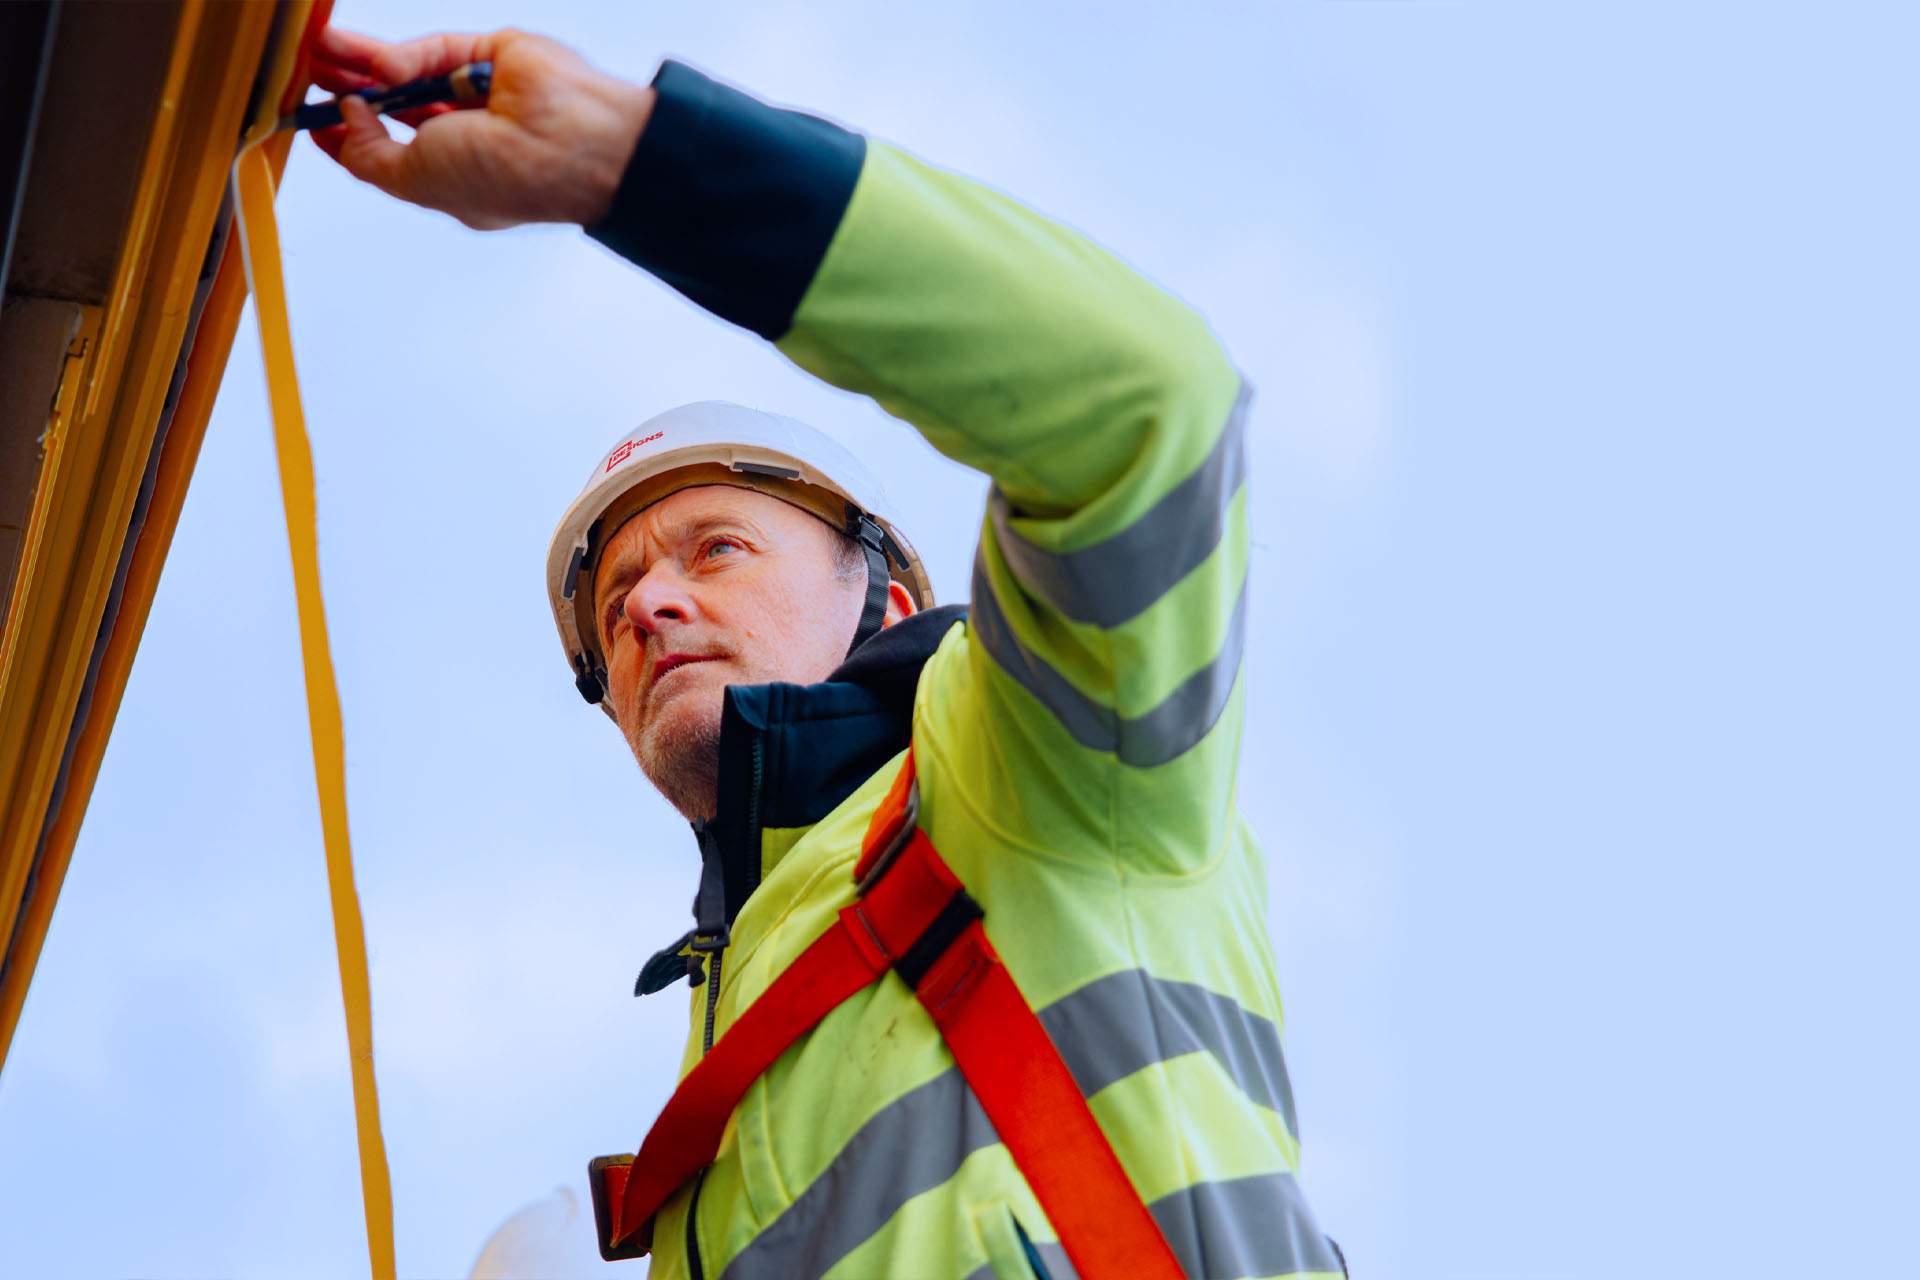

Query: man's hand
[309,27,654,230]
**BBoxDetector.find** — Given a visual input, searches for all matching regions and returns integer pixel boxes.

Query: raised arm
[316,28,1250,869]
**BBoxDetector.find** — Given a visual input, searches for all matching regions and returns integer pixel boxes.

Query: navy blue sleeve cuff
[587,60,867,341]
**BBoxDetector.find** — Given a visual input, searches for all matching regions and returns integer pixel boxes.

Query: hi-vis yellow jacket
[588,61,1342,1280]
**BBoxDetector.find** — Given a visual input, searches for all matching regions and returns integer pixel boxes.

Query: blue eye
[704,539,739,560]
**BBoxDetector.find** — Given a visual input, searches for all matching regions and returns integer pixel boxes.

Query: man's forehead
[634,484,772,535]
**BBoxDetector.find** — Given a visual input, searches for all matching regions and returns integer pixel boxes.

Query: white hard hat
[545,402,933,711]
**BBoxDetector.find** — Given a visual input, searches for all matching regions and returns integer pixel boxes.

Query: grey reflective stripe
[1123,579,1248,766]
[849,1178,1340,1280]
[1040,970,1297,1140]
[969,553,1248,768]
[968,544,1116,749]
[1149,1172,1344,1279]
[991,380,1251,628]
[723,972,1308,1280]
[720,1070,998,1280]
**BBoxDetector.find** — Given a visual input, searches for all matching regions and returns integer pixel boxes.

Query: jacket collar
[639,606,964,994]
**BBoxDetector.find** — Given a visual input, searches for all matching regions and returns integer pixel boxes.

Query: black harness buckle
[893,889,983,990]
[586,1154,651,1261]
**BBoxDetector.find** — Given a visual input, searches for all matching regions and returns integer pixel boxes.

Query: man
[313,24,1342,1280]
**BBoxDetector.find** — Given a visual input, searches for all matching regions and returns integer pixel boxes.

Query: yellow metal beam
[0,303,104,707]
[0,0,281,1066]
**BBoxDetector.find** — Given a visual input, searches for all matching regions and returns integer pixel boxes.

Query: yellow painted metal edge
[0,0,282,1066]
[0,305,104,706]
[0,222,265,1063]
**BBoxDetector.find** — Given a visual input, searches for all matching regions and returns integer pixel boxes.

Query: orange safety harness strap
[593,750,1185,1279]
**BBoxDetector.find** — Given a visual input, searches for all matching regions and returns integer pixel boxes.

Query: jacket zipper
[686,935,722,1280]
[700,946,724,1056]
[685,1167,710,1280]
[686,732,764,1280]
[745,732,765,896]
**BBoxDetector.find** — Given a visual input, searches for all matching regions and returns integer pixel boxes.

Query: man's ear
[880,580,916,628]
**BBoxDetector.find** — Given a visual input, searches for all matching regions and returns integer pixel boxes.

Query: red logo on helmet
[605,431,664,473]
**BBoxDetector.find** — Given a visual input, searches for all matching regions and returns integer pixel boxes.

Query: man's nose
[624,563,697,636]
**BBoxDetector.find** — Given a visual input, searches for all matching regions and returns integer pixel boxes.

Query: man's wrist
[573,78,656,227]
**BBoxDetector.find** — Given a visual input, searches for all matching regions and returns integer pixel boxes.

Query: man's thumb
[334,94,411,195]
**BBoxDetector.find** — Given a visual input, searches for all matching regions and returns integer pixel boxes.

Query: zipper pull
[635,929,699,996]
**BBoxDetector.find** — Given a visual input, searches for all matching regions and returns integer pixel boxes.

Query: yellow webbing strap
[231,143,398,1280]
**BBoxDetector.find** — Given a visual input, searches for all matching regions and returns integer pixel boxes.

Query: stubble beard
[626,685,722,822]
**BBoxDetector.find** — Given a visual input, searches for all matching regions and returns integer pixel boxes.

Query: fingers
[302,26,620,228]
[309,121,348,164]
[309,63,382,95]
[313,26,388,74]
[329,94,414,197]
[367,30,498,85]
[390,102,457,129]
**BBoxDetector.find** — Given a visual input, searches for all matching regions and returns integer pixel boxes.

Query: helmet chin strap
[848,515,892,656]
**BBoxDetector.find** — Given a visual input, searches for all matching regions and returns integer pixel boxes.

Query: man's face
[590,485,880,819]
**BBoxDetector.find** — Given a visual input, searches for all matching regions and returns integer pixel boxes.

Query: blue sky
[3,2,1916,1276]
